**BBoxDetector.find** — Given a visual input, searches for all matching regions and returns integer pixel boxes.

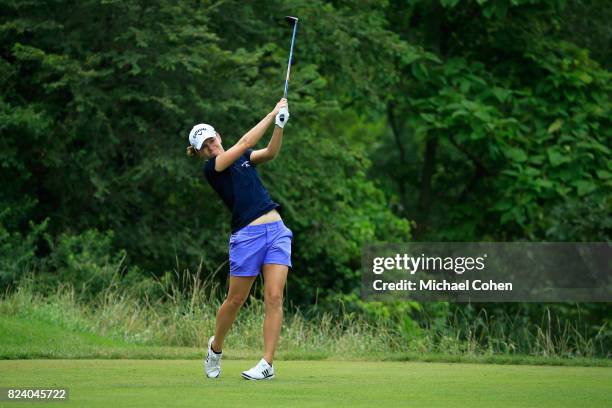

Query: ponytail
[186,145,197,157]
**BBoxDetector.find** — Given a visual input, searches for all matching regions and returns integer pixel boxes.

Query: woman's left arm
[250,126,284,165]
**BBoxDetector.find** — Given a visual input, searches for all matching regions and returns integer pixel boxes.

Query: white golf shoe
[241,358,275,380]
[204,336,222,378]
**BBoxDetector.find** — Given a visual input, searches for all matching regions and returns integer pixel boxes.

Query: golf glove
[276,107,289,128]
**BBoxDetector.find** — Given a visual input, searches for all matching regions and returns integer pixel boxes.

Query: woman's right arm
[214,99,287,172]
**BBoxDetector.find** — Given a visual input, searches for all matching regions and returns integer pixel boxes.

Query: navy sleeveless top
[204,149,280,233]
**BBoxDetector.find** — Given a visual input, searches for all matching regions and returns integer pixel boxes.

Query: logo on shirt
[241,161,251,167]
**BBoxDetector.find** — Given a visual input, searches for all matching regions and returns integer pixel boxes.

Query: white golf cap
[189,123,216,150]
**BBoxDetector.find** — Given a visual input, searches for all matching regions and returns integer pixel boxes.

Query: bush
[0,212,47,290]
[43,229,126,299]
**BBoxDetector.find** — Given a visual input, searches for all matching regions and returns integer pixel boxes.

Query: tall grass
[418,306,609,359]
[1,269,609,360]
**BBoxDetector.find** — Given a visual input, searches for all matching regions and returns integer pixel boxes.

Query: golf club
[278,16,298,125]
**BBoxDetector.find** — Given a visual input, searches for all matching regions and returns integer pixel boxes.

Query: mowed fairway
[1,360,610,408]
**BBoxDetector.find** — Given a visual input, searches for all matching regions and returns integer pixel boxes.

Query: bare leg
[212,275,256,352]
[262,264,288,364]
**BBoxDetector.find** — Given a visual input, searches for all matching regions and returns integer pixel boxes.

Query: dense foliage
[0,0,409,302]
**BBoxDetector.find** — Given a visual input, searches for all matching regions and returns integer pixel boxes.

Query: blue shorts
[229,220,293,277]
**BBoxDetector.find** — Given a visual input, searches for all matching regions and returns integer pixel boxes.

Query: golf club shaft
[283,20,298,98]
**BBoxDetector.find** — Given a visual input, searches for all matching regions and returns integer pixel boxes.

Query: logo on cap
[189,123,216,150]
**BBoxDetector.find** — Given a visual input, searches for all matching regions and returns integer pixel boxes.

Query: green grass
[1,360,611,408]
[1,284,611,406]
[2,314,610,366]
[2,282,610,366]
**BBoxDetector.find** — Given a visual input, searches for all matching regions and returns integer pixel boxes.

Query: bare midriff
[248,208,282,226]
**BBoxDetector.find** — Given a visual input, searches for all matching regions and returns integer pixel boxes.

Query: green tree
[0,0,410,304]
[372,0,611,241]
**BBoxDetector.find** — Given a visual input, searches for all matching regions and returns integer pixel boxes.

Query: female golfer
[186,98,291,381]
